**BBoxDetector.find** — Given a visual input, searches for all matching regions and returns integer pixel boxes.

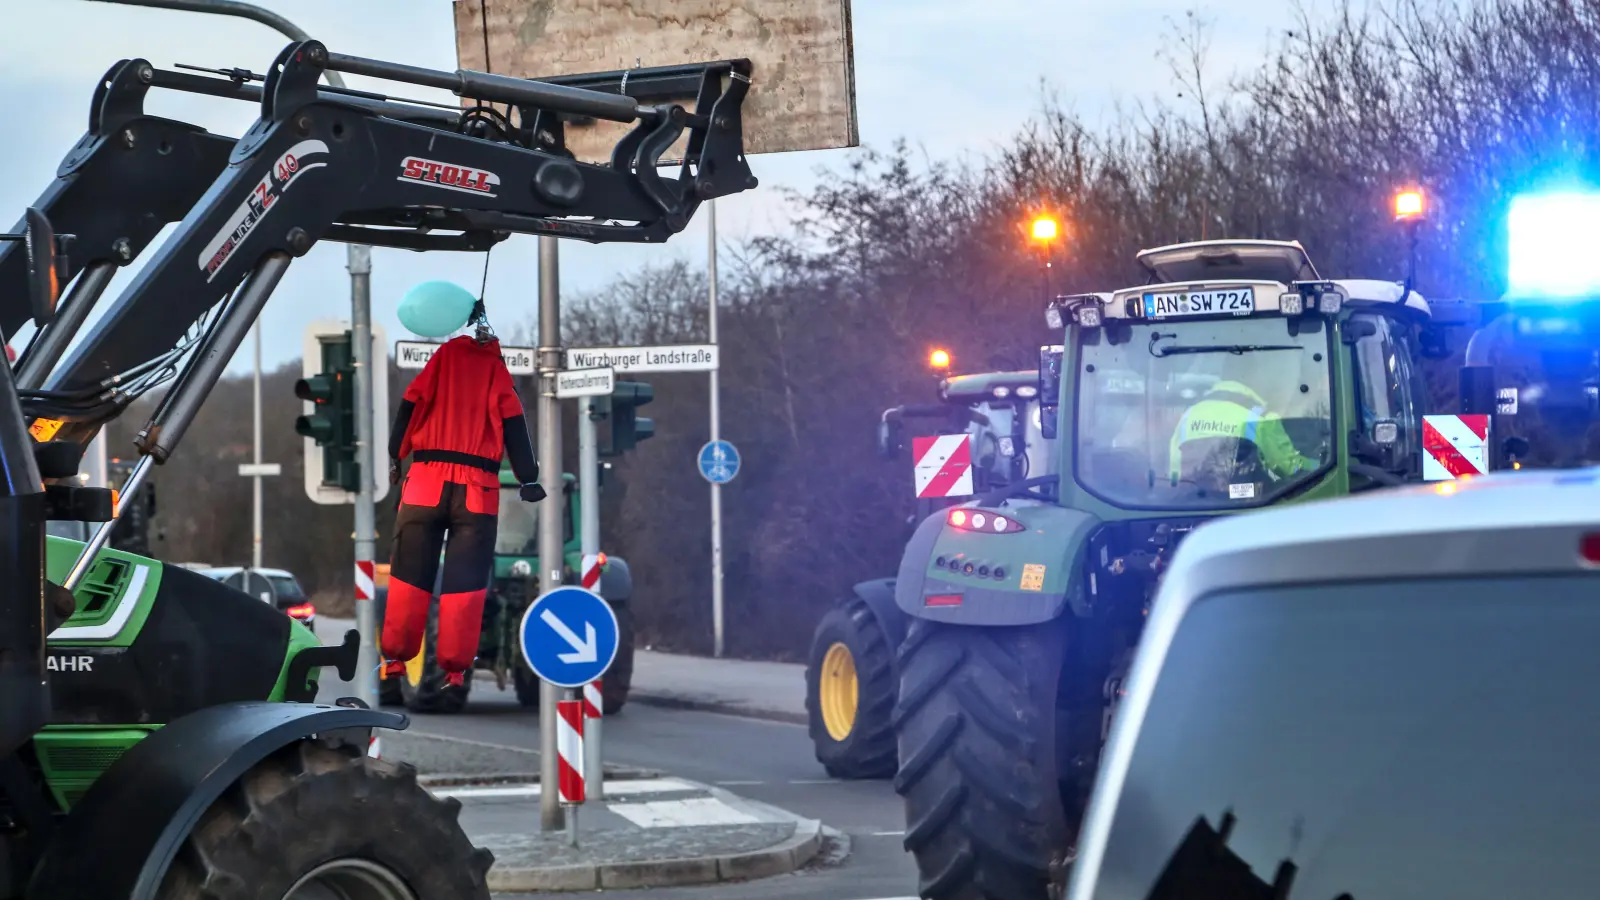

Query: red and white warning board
[557,699,585,805]
[1422,414,1491,481]
[354,560,375,602]
[912,434,975,499]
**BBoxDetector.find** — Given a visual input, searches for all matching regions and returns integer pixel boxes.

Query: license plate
[1142,288,1255,318]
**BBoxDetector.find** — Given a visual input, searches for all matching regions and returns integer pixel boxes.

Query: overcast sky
[2,0,1306,373]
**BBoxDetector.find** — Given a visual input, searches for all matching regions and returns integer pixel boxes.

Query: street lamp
[929,348,951,371]
[1028,213,1062,301]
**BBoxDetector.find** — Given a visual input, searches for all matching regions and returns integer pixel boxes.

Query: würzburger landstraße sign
[565,344,718,373]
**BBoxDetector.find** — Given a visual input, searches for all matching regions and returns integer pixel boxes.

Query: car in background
[192,566,316,627]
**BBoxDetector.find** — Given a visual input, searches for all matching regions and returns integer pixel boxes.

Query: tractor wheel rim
[819,642,858,742]
[405,632,426,687]
[281,857,416,900]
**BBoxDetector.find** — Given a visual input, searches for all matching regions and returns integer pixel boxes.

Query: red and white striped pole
[557,697,585,846]
[583,677,604,800]
[354,560,375,603]
[580,553,606,800]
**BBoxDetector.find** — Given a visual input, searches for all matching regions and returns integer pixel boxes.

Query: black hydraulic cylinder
[137,252,291,462]
[15,261,117,391]
[324,52,650,123]
[0,330,48,759]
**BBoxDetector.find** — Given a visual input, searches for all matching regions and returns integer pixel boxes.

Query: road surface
[414,690,917,899]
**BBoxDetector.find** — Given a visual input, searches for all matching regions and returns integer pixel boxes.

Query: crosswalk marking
[608,797,763,828]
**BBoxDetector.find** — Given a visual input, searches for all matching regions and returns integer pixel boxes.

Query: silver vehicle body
[1068,465,1600,900]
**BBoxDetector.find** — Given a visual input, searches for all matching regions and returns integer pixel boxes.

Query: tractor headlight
[1279,292,1304,315]
[511,560,533,577]
[1045,305,1064,329]
[1076,305,1103,328]
[1318,287,1344,315]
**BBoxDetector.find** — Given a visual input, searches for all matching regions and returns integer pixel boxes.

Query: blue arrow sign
[519,586,620,688]
[698,439,740,484]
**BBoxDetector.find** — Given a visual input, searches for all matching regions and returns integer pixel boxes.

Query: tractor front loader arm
[46,40,754,458]
[1,56,469,396]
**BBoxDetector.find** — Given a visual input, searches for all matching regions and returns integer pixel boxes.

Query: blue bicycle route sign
[698,439,740,484]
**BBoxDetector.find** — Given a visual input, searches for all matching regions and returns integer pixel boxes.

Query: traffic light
[599,380,655,456]
[295,332,360,492]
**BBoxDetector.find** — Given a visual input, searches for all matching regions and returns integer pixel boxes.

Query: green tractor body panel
[34,537,332,809]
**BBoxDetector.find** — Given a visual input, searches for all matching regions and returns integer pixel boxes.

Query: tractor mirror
[1417,325,1452,359]
[877,419,902,460]
[1340,317,1379,345]
[23,208,63,327]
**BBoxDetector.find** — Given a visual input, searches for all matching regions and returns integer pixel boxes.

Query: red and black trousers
[381,461,501,673]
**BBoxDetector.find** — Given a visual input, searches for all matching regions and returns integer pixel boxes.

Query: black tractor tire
[805,596,898,779]
[513,664,540,708]
[893,617,1070,900]
[602,604,635,715]
[374,590,403,707]
[156,737,494,899]
[399,602,471,715]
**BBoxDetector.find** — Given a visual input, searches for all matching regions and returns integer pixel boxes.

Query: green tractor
[376,466,637,715]
[0,39,750,898]
[892,238,1452,900]
[806,363,1055,779]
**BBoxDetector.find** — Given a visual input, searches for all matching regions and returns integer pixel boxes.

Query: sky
[1,0,1308,374]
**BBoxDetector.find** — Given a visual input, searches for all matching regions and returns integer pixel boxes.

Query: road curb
[626,690,808,726]
[485,816,823,893]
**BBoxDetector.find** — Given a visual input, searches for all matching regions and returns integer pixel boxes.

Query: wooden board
[454,0,858,164]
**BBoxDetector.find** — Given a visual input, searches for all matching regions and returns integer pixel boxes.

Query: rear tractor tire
[157,737,494,899]
[805,596,898,779]
[893,617,1071,900]
[399,603,470,715]
[602,604,636,715]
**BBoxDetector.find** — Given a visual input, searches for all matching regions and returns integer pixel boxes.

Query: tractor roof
[1137,240,1319,285]
[939,370,1039,401]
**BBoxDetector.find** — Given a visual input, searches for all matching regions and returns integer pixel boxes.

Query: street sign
[698,440,740,484]
[237,463,282,477]
[519,586,620,688]
[566,344,718,374]
[396,339,536,375]
[556,367,615,399]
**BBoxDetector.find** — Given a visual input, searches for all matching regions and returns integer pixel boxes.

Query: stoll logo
[399,156,501,197]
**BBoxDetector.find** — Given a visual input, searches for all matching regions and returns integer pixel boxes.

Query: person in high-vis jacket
[1168,380,1317,485]
[381,313,544,687]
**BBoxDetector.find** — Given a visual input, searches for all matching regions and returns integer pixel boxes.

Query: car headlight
[511,560,533,577]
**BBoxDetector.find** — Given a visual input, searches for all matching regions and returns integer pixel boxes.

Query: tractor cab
[1046,239,1436,513]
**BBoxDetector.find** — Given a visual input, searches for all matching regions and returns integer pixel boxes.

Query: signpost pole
[578,398,603,800]
[252,322,263,570]
[536,235,566,832]
[350,246,379,715]
[708,200,726,658]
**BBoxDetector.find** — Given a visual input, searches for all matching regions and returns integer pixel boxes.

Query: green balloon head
[398,280,477,338]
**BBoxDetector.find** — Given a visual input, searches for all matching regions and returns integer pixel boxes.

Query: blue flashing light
[1506,192,1600,300]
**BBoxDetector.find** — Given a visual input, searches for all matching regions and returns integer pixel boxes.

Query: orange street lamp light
[1394,188,1426,222]
[1031,216,1060,242]
[929,348,951,371]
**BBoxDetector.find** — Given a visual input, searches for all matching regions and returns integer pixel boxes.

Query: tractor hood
[940,370,1039,402]
[1136,240,1319,285]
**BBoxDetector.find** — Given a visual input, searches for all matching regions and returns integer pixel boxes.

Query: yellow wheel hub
[819,642,859,742]
[405,632,427,687]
